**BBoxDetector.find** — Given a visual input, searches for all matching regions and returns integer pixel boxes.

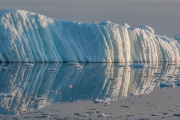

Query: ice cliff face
[0,9,180,63]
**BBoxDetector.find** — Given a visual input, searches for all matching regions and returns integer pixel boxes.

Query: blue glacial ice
[0,9,180,63]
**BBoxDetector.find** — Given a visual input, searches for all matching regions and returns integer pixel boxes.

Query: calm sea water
[0,62,179,117]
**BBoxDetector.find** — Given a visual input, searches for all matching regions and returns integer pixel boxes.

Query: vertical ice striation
[0,63,179,114]
[0,9,180,63]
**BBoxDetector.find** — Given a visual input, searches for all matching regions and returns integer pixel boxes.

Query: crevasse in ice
[0,9,180,63]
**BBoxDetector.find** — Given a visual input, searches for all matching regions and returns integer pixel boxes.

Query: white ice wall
[0,10,180,63]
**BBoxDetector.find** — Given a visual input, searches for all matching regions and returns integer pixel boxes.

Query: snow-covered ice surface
[0,10,180,63]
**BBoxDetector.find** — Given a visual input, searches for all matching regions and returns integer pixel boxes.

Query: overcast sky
[0,0,179,37]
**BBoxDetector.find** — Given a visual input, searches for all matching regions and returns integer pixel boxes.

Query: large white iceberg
[0,9,180,63]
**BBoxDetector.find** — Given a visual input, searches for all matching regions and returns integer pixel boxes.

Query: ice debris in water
[173,113,180,116]
[98,113,108,118]
[93,98,114,104]
[81,114,91,117]
[160,81,175,87]
[174,80,180,85]
[151,114,159,116]
[74,113,90,117]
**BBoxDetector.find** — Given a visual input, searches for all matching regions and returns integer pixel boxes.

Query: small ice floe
[74,113,90,117]
[81,113,91,117]
[86,111,94,114]
[174,80,180,85]
[23,63,34,67]
[151,114,159,116]
[160,81,175,87]
[130,63,144,68]
[93,98,114,104]
[173,112,180,116]
[42,113,55,117]
[98,113,108,118]
[0,93,14,97]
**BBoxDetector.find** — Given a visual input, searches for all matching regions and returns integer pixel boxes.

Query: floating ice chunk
[174,80,180,85]
[94,99,102,103]
[81,114,90,117]
[151,114,159,116]
[173,112,180,116]
[93,98,114,104]
[130,63,144,68]
[160,81,175,87]
[139,25,155,33]
[42,113,55,116]
[98,113,108,118]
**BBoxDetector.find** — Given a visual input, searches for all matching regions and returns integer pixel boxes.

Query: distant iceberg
[0,9,180,63]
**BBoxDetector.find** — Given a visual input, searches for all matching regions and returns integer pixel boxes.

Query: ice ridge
[0,9,180,63]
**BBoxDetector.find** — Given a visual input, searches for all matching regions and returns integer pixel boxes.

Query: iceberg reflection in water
[0,63,179,115]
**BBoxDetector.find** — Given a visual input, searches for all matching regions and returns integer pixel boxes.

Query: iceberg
[0,9,180,63]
